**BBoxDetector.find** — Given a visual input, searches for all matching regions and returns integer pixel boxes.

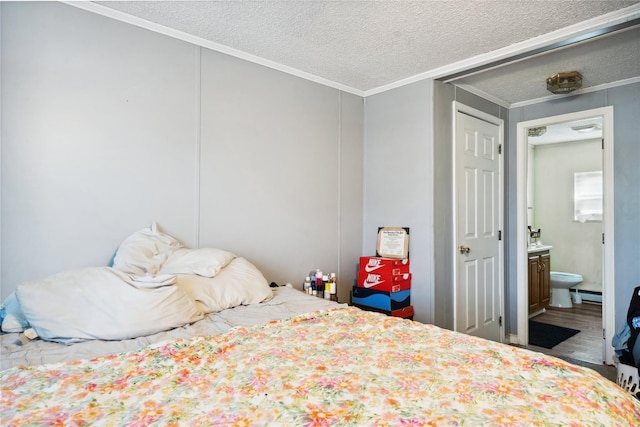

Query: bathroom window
[574,171,602,222]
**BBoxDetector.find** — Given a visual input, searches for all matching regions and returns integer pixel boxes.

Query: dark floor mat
[529,320,580,349]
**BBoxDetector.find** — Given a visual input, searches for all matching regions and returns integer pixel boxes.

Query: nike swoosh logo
[363,279,384,288]
[364,264,382,272]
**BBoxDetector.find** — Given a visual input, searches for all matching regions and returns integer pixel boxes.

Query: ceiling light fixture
[546,71,583,94]
[571,124,599,133]
[528,126,547,137]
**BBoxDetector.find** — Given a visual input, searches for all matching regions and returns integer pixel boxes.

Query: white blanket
[17,267,204,344]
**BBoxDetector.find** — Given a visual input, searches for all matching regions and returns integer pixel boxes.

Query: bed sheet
[0,287,338,370]
[2,305,639,425]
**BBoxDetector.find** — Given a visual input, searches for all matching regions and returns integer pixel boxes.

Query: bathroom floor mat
[529,320,580,348]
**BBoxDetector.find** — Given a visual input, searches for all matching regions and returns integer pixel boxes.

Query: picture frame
[376,227,409,259]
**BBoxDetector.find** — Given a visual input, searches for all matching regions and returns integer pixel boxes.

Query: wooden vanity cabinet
[528,250,550,314]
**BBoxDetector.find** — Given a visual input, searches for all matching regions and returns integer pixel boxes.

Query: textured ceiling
[528,117,603,146]
[454,26,640,105]
[92,1,640,104]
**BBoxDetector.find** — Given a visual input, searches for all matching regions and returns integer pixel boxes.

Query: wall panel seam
[194,46,202,247]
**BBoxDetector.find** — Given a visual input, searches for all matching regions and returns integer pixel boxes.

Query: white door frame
[515,106,615,364]
[452,101,505,340]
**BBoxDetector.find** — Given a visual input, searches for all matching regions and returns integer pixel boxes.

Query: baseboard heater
[574,290,603,303]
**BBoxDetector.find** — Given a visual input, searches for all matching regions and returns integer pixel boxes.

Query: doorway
[515,107,615,364]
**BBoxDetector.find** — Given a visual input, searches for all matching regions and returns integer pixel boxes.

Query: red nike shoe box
[357,271,411,292]
[359,256,410,276]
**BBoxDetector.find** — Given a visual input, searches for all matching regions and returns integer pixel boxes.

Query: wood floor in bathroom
[527,301,617,381]
[528,301,602,363]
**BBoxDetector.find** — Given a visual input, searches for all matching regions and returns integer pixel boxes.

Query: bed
[2,226,639,425]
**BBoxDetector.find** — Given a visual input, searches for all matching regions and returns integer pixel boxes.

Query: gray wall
[2,1,200,287]
[432,82,509,331]
[508,83,640,332]
[0,2,363,304]
[363,80,434,324]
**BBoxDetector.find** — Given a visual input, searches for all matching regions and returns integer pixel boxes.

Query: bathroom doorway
[515,107,615,365]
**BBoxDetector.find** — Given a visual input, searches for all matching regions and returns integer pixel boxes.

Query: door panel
[540,254,551,307]
[528,256,541,313]
[464,167,477,238]
[462,259,478,332]
[483,169,495,235]
[483,256,496,325]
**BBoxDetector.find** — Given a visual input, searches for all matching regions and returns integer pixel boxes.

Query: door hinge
[602,233,605,244]
[603,328,606,340]
[499,316,503,327]
[498,230,502,240]
[602,138,604,150]
[498,144,502,154]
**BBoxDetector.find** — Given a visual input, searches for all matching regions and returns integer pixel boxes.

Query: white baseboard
[508,334,522,346]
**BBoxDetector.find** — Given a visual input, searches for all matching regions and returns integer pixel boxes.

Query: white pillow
[175,257,273,314]
[1,292,30,333]
[160,248,236,278]
[112,223,183,275]
[16,267,203,344]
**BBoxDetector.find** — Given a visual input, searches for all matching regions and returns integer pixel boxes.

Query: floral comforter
[2,306,639,426]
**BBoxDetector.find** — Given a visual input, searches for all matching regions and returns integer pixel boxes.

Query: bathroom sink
[527,244,552,253]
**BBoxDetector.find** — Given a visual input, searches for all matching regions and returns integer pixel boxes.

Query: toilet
[549,272,583,308]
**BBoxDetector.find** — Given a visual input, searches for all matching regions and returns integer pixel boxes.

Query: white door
[454,106,503,342]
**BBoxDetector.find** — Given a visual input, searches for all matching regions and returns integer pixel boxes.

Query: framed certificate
[376,227,409,259]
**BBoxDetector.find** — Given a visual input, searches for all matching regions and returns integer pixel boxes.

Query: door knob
[459,245,471,254]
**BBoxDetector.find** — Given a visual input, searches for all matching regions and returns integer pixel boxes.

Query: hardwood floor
[527,301,617,381]
[528,301,603,363]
